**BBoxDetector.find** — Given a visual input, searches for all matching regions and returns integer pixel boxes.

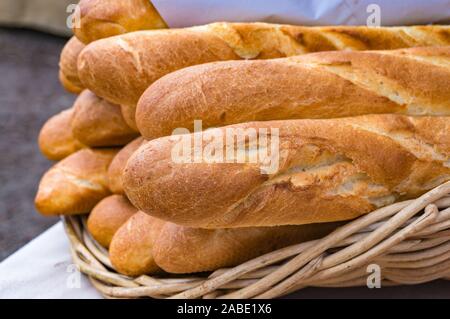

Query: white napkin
[152,0,450,27]
[0,223,102,299]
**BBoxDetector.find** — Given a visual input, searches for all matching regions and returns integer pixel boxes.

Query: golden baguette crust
[120,104,139,132]
[77,22,450,106]
[35,148,118,216]
[109,211,164,276]
[108,137,146,194]
[38,108,85,161]
[78,28,238,106]
[87,195,137,248]
[71,90,138,147]
[124,115,450,228]
[137,46,450,139]
[58,70,83,94]
[153,222,340,274]
[74,0,166,44]
[59,37,85,93]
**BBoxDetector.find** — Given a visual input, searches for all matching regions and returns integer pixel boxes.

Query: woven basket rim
[63,181,450,299]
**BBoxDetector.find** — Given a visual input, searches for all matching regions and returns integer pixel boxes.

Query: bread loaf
[74,0,166,44]
[59,70,83,95]
[38,108,85,161]
[59,37,85,94]
[77,23,450,106]
[108,137,145,194]
[71,90,138,147]
[110,210,340,275]
[124,115,450,228]
[120,104,139,132]
[109,211,164,276]
[35,148,118,216]
[137,46,450,139]
[87,195,137,248]
[153,221,341,274]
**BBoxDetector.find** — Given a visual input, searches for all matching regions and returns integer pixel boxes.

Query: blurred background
[0,0,75,260]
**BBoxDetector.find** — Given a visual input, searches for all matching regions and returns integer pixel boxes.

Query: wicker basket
[63,181,450,299]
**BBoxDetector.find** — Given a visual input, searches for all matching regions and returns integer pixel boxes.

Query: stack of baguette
[35,0,450,277]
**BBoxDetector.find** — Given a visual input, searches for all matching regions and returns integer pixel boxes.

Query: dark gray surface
[0,27,449,298]
[288,280,450,299]
[0,27,75,260]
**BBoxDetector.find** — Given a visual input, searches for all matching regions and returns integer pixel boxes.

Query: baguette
[120,104,139,132]
[87,195,137,248]
[108,210,340,275]
[108,137,145,194]
[71,90,138,147]
[35,148,118,216]
[124,115,450,228]
[38,108,85,161]
[59,70,83,95]
[77,22,450,106]
[73,0,166,44]
[153,221,341,274]
[109,211,164,276]
[59,37,85,94]
[136,46,450,139]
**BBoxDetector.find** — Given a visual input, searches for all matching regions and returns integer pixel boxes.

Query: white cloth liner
[0,223,101,299]
[152,0,450,28]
